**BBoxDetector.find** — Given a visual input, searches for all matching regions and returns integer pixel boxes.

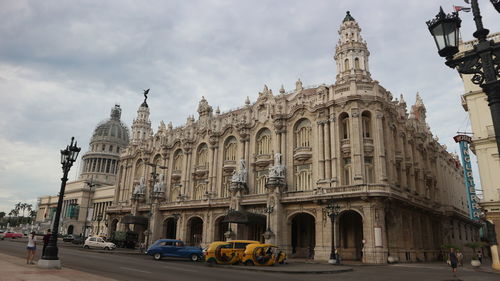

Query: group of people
[25,229,52,265]
[448,248,484,277]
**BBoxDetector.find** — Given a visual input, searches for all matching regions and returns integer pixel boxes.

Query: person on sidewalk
[26,231,36,264]
[477,251,483,263]
[449,248,458,277]
[42,229,51,256]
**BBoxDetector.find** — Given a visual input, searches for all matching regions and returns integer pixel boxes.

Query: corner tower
[131,92,153,143]
[334,11,372,84]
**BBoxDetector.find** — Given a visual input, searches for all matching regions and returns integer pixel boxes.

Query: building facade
[36,105,129,237]
[107,12,479,263]
[460,32,500,270]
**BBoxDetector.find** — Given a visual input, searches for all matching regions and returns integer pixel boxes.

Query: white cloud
[0,0,497,212]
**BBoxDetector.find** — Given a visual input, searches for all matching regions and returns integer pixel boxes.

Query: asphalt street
[0,239,497,281]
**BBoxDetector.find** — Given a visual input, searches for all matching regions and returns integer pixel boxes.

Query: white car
[83,236,116,250]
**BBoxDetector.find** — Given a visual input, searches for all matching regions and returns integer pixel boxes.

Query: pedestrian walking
[449,248,458,277]
[456,250,463,266]
[477,251,483,263]
[42,229,51,256]
[26,231,36,264]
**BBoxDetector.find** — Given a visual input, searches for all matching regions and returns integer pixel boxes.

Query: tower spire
[334,11,372,84]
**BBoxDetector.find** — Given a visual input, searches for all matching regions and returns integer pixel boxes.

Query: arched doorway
[67,225,74,235]
[214,216,228,241]
[110,219,118,233]
[290,213,316,258]
[338,210,363,261]
[163,218,177,239]
[187,217,203,246]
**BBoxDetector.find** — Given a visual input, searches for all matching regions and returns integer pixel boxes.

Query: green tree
[0,211,5,219]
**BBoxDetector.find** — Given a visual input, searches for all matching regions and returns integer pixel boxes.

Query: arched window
[196,143,208,168]
[354,57,360,69]
[294,119,312,148]
[344,59,350,71]
[134,159,144,180]
[343,158,351,185]
[256,128,272,155]
[193,183,205,200]
[173,150,183,171]
[170,186,180,202]
[255,170,268,194]
[339,113,350,140]
[364,157,374,183]
[223,137,237,161]
[362,111,371,138]
[294,164,312,191]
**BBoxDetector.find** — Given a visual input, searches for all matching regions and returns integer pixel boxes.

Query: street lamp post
[145,162,167,247]
[426,2,500,155]
[325,200,341,265]
[39,137,81,269]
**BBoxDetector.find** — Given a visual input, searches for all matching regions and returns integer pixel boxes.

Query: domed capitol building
[37,12,480,263]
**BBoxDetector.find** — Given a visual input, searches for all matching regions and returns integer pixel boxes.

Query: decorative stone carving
[269,153,285,178]
[231,159,247,183]
[153,174,165,193]
[133,177,146,195]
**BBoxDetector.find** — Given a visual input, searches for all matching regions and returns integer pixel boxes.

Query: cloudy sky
[1,0,498,214]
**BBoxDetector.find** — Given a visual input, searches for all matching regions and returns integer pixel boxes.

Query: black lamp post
[325,200,341,264]
[40,137,81,267]
[427,2,500,155]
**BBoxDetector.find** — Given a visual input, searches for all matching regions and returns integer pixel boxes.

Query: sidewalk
[215,262,353,274]
[0,253,117,281]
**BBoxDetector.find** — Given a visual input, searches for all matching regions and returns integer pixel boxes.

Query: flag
[454,5,471,12]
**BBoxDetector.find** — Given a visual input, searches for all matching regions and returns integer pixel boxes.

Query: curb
[211,264,354,274]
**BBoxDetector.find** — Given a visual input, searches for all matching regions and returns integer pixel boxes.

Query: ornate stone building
[107,12,478,263]
[36,105,129,237]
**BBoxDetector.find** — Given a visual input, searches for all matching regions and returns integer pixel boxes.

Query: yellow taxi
[204,240,260,265]
[241,243,286,266]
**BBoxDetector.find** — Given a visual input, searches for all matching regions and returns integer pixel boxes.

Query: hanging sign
[453,135,481,220]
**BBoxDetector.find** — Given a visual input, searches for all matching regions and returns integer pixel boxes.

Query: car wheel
[206,258,216,266]
[190,254,199,262]
[244,260,254,266]
[153,253,162,260]
[104,247,110,250]
[84,245,89,249]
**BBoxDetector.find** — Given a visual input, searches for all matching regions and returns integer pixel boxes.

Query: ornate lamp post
[427,2,500,154]
[325,200,341,264]
[39,137,81,269]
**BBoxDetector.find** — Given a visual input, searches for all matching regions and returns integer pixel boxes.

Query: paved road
[0,239,497,281]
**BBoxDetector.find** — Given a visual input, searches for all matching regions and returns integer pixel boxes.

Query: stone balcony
[293,147,312,161]
[255,154,272,167]
[222,160,236,172]
[171,170,182,180]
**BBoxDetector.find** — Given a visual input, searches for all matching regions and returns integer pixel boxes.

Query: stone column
[362,201,388,264]
[373,112,387,182]
[351,109,363,184]
[329,115,338,185]
[208,146,215,193]
[317,121,325,180]
[324,120,332,179]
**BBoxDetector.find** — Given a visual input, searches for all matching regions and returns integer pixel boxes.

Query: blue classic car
[146,239,203,261]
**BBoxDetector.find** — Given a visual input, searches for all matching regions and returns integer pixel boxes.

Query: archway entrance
[214,216,228,241]
[163,218,177,239]
[245,221,265,242]
[187,217,203,246]
[67,225,74,235]
[290,213,316,258]
[338,210,363,261]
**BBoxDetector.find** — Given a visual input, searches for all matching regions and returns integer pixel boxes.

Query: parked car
[2,232,24,240]
[204,240,260,265]
[63,234,77,242]
[71,236,85,245]
[241,244,286,266]
[83,236,116,250]
[146,239,203,261]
